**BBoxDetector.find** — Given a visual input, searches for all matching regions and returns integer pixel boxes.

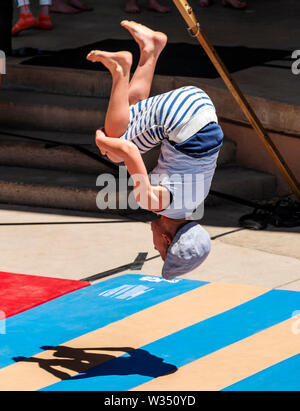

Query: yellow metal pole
[173,0,300,200]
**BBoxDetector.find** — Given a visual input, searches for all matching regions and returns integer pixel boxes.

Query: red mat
[0,271,90,318]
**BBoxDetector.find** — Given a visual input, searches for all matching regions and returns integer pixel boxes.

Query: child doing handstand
[87,21,223,279]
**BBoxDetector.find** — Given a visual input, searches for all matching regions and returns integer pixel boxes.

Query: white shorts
[149,139,220,220]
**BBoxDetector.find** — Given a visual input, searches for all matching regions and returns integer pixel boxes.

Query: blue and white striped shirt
[121,86,219,154]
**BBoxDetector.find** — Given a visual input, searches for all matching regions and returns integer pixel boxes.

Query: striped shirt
[121,86,218,154]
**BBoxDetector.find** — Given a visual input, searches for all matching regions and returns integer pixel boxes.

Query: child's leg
[121,20,167,105]
[36,0,53,31]
[146,0,171,13]
[87,50,132,138]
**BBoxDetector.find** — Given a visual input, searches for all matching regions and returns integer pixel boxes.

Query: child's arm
[95,129,170,212]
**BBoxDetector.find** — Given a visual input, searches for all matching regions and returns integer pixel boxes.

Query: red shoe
[12,12,36,35]
[35,13,53,30]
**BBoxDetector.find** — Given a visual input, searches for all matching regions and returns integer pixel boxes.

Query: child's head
[151,216,189,260]
[151,217,211,279]
[151,217,176,261]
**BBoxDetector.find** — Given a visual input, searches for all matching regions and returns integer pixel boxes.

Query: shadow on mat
[13,345,177,381]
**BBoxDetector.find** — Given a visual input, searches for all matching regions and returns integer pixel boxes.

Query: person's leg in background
[125,0,170,14]
[50,0,93,14]
[0,0,13,55]
[35,0,53,30]
[12,0,36,35]
[198,0,247,9]
[12,0,53,35]
[0,52,6,90]
[221,0,246,9]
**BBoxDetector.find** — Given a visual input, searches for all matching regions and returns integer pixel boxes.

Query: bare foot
[125,0,141,13]
[222,0,247,9]
[146,0,171,13]
[198,0,212,7]
[121,20,167,59]
[50,0,80,13]
[86,50,133,76]
[68,0,93,11]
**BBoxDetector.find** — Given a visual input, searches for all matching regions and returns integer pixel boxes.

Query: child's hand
[95,129,124,163]
[95,128,109,156]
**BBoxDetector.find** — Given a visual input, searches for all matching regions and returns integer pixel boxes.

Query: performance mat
[0,274,299,391]
[0,271,90,318]
[21,40,292,79]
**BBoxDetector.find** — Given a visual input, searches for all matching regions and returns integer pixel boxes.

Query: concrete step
[4,64,113,98]
[0,89,108,133]
[4,64,172,99]
[207,165,277,205]
[5,64,300,137]
[0,129,236,173]
[0,129,113,174]
[0,64,280,202]
[0,165,124,213]
[0,164,276,212]
[0,88,236,168]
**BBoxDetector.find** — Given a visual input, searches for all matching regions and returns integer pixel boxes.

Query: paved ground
[0,202,299,291]
[2,0,299,289]
[9,0,300,106]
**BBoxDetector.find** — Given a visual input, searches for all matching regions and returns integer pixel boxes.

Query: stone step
[0,129,237,172]
[0,89,108,133]
[0,129,114,175]
[0,165,276,213]
[0,89,237,167]
[207,166,277,206]
[0,64,278,204]
[4,64,173,99]
[4,64,113,98]
[5,64,299,136]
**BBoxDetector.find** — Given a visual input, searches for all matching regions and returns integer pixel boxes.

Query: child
[87,21,223,279]
[12,0,53,35]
